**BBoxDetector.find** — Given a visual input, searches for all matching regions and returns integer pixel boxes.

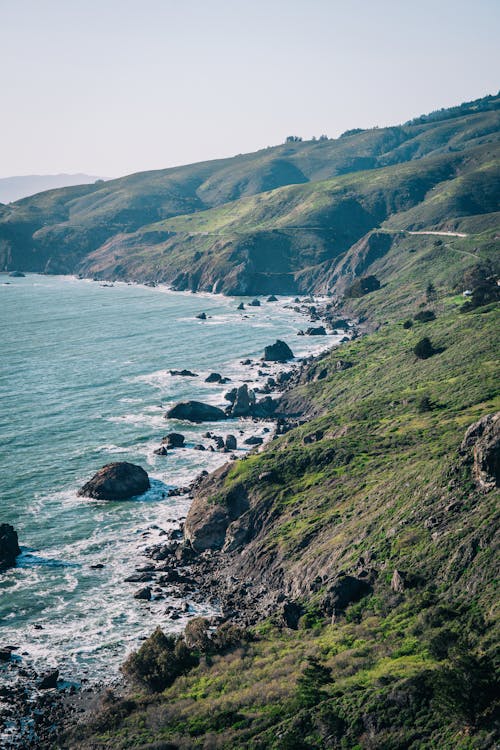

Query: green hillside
[65,260,500,750]
[0,93,498,284]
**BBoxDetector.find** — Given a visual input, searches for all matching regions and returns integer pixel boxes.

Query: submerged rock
[0,524,21,569]
[249,299,261,307]
[196,312,207,320]
[9,270,25,277]
[78,462,150,501]
[205,372,224,383]
[263,340,294,362]
[169,369,198,377]
[237,302,245,310]
[165,401,227,423]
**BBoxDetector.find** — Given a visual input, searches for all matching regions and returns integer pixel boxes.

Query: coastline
[0,276,359,749]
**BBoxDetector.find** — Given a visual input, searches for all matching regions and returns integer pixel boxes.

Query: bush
[345,275,380,298]
[433,648,498,727]
[403,319,413,329]
[417,395,433,412]
[413,337,436,360]
[122,627,196,692]
[414,310,436,322]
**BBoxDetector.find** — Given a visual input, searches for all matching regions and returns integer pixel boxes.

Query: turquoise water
[0,274,338,681]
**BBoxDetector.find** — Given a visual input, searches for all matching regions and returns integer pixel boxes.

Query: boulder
[154,446,168,456]
[205,372,223,383]
[249,299,261,307]
[335,360,353,372]
[78,462,150,501]
[244,436,263,446]
[169,369,198,377]
[134,586,152,600]
[9,271,25,277]
[39,669,59,690]
[391,569,406,593]
[460,412,500,490]
[196,312,207,320]
[230,384,256,417]
[165,401,227,423]
[305,326,326,336]
[224,388,238,404]
[0,524,21,570]
[282,601,303,629]
[162,432,185,449]
[267,295,278,302]
[237,302,245,310]
[225,434,237,451]
[263,340,294,362]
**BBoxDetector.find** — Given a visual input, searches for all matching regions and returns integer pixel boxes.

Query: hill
[64,240,500,749]
[0,93,498,283]
[0,174,100,204]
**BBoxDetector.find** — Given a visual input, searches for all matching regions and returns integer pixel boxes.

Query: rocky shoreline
[0,293,362,749]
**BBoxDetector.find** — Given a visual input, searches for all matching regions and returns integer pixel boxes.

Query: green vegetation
[0,93,498,295]
[66,270,499,748]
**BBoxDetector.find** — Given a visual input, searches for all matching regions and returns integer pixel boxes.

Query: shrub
[345,275,381,298]
[413,337,436,359]
[433,648,498,727]
[184,617,211,651]
[403,319,413,329]
[414,309,436,322]
[417,395,433,413]
[296,657,332,709]
[122,627,196,692]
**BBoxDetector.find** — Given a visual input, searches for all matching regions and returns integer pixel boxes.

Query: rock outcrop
[460,412,500,490]
[0,524,21,569]
[78,462,150,500]
[165,401,227,423]
[263,340,294,362]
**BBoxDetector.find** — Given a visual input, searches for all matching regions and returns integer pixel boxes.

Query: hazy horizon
[1,0,499,179]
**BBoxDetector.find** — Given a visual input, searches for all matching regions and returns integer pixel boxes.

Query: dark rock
[267,295,278,302]
[169,369,198,377]
[225,434,237,451]
[244,436,263,446]
[263,340,294,362]
[9,271,25,277]
[165,401,227,423]
[194,444,206,451]
[162,432,185,449]
[237,302,245,310]
[213,435,225,450]
[322,574,372,616]
[38,669,59,689]
[303,430,324,444]
[230,384,256,417]
[282,601,303,629]
[134,586,152,600]
[224,388,238,404]
[460,412,499,490]
[305,326,327,336]
[241,359,252,365]
[196,312,207,320]
[205,372,223,383]
[0,524,21,570]
[78,462,150,501]
[154,446,168,456]
[0,648,11,662]
[249,299,261,307]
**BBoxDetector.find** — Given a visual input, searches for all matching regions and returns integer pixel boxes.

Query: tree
[413,337,436,360]
[426,281,437,302]
[296,657,331,708]
[285,135,303,143]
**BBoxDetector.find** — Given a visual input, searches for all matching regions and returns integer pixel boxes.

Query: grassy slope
[68,257,500,748]
[0,95,498,276]
[77,139,499,295]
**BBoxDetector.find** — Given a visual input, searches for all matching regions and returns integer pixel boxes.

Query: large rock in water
[165,400,227,423]
[460,412,500,490]
[0,524,21,569]
[263,340,294,362]
[78,462,150,500]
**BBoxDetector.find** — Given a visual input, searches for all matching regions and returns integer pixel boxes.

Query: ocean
[0,274,339,683]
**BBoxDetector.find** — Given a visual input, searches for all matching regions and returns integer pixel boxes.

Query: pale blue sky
[1,0,498,178]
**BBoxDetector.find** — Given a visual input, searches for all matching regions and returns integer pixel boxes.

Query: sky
[1,0,499,179]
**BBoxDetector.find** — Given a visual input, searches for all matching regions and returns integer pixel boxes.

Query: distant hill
[0,174,101,204]
[0,92,498,292]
